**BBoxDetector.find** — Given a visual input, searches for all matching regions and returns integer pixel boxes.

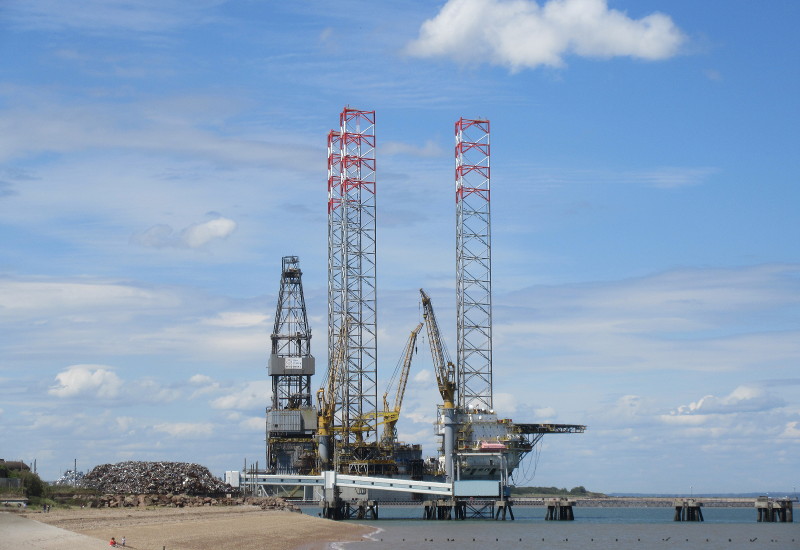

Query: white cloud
[152,421,214,438]
[49,365,123,398]
[0,279,180,315]
[189,374,214,385]
[182,217,237,247]
[406,0,685,71]
[188,374,221,398]
[241,416,267,431]
[133,215,237,249]
[531,406,557,421]
[115,416,137,433]
[494,392,518,415]
[668,385,783,416]
[210,381,270,411]
[413,369,433,383]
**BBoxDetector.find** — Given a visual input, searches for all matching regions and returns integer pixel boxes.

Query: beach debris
[82,461,232,495]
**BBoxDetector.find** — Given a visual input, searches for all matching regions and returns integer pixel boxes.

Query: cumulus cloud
[668,385,783,416]
[413,369,433,383]
[49,364,123,398]
[210,381,270,410]
[188,374,221,398]
[133,215,237,249]
[406,0,686,71]
[494,392,519,414]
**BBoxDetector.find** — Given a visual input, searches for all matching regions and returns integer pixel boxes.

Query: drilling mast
[266,256,316,475]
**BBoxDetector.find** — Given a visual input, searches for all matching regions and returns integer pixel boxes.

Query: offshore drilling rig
[261,108,584,499]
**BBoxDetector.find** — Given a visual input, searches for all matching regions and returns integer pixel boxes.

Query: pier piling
[755,497,793,522]
[673,499,704,522]
[544,498,575,521]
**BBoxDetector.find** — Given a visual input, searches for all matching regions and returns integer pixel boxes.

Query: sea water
[302,506,800,549]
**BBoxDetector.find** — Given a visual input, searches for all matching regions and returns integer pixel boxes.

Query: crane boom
[389,322,423,413]
[419,289,456,409]
[379,322,423,443]
[320,321,349,427]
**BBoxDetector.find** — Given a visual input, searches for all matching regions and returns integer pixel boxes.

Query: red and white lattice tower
[455,118,492,411]
[327,108,378,452]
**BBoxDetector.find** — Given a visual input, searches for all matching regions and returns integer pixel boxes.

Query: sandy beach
[3,506,372,550]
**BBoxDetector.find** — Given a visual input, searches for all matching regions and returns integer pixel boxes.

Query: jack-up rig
[235,107,585,518]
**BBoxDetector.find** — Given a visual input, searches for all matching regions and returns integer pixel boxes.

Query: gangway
[234,471,508,520]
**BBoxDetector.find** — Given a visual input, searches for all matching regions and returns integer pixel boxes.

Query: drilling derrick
[266,256,317,475]
[327,107,387,474]
[455,118,493,412]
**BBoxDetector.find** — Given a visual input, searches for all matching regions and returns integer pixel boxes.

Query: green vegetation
[1,464,55,503]
[510,485,605,497]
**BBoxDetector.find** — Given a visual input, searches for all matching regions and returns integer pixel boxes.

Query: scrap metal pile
[54,469,85,487]
[82,461,232,495]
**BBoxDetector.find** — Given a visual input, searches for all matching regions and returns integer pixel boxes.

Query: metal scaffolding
[455,118,492,411]
[270,255,313,410]
[328,107,379,459]
[266,256,316,475]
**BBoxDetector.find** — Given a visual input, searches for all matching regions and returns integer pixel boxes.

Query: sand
[4,506,373,550]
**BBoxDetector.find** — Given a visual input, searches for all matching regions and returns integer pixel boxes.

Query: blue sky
[1,0,798,493]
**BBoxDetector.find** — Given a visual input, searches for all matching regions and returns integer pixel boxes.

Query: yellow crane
[419,289,456,409]
[379,322,424,444]
[420,288,458,480]
[317,319,349,470]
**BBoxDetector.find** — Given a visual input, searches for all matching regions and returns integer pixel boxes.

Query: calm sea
[302,505,800,550]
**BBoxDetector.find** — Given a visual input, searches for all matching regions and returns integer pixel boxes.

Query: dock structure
[494,500,515,520]
[756,497,793,522]
[423,499,466,520]
[545,497,576,521]
[673,499,704,522]
[241,471,512,520]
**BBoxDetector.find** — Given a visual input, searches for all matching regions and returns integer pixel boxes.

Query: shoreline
[7,506,372,550]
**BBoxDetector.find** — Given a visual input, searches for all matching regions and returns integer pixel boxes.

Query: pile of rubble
[54,469,85,487]
[75,494,300,512]
[82,461,232,495]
